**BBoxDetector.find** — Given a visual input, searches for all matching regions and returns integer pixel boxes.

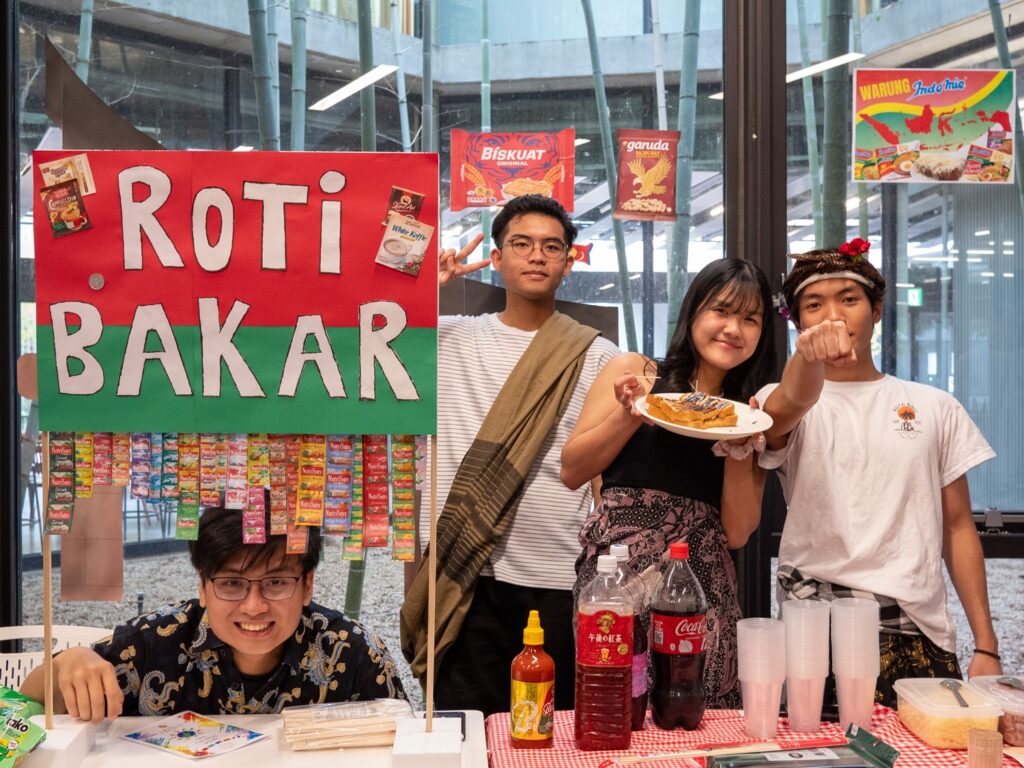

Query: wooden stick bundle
[281,699,415,751]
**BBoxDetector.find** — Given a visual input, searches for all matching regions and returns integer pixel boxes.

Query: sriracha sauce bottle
[510,610,555,748]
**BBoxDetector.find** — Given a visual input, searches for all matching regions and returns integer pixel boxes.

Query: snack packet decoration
[39,179,91,237]
[0,686,45,768]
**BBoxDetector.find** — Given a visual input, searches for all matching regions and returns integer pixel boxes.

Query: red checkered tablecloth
[485,704,1017,768]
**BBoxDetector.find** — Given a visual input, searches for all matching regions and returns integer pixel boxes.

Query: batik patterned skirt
[575,485,742,709]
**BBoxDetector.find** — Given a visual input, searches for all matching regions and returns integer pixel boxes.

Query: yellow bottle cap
[522,609,544,645]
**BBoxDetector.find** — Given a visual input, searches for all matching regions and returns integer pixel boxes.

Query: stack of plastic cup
[737,618,787,739]
[830,598,880,730]
[781,599,830,732]
[967,729,1003,768]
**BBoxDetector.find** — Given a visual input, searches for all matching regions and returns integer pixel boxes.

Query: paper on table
[121,711,267,759]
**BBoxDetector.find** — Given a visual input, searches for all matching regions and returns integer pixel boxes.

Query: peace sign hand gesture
[439,233,490,287]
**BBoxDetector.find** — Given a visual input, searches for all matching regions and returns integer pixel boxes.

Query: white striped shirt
[420,313,618,591]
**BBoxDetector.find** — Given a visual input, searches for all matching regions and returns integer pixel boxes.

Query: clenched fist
[796,320,857,367]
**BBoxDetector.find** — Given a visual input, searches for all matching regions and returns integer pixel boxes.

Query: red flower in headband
[838,237,871,260]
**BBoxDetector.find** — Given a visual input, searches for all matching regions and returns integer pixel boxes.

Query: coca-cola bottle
[650,541,708,730]
[609,543,649,730]
[575,554,633,750]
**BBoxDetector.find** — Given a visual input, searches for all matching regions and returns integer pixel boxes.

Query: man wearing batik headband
[757,238,1002,707]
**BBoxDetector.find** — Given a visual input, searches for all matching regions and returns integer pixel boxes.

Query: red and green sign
[34,150,439,435]
[852,69,1016,183]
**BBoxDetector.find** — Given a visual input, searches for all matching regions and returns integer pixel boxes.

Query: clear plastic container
[893,678,1002,748]
[970,676,1024,746]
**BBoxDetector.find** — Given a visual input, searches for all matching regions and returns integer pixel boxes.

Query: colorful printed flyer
[73,432,94,499]
[296,434,326,527]
[92,432,112,486]
[149,432,163,501]
[225,434,248,510]
[362,435,390,548]
[852,68,1016,183]
[121,710,266,759]
[268,435,288,535]
[175,433,201,541]
[391,435,416,562]
[450,128,575,211]
[161,432,180,500]
[112,432,131,486]
[243,485,267,544]
[130,432,152,500]
[45,432,75,534]
[343,436,365,561]
[324,435,355,535]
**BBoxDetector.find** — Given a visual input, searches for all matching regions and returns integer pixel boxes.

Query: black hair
[490,194,577,248]
[782,247,886,326]
[653,259,777,402]
[188,492,323,582]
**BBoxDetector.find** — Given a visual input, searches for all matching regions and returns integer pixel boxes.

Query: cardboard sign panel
[852,68,1016,183]
[34,150,439,435]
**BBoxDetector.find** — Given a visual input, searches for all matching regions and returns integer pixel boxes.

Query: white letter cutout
[50,302,104,395]
[117,304,193,396]
[359,301,418,400]
[198,298,265,397]
[278,315,346,397]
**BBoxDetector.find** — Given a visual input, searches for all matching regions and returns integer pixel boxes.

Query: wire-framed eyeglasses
[501,236,568,261]
[208,575,301,601]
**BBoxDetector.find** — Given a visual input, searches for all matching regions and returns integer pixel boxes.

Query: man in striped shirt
[424,195,618,715]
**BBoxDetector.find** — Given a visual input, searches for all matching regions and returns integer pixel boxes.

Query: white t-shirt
[756,375,995,651]
[420,313,619,591]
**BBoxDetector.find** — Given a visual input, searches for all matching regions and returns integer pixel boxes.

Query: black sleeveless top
[601,422,724,509]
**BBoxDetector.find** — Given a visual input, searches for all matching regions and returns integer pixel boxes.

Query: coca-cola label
[651,612,707,655]
[577,610,633,667]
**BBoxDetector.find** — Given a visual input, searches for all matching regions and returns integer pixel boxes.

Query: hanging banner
[613,128,681,221]
[852,69,1015,183]
[34,150,439,435]
[449,129,575,211]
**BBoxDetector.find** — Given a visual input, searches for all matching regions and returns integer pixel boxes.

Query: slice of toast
[646,392,738,429]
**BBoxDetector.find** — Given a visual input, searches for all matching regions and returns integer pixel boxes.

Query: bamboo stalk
[76,0,94,83]
[986,0,1024,217]
[480,0,491,266]
[821,0,851,246]
[667,0,701,340]
[247,0,281,150]
[268,0,280,143]
[290,0,307,151]
[797,0,823,247]
[581,0,639,353]
[421,0,435,153]
[390,0,411,152]
[651,0,668,132]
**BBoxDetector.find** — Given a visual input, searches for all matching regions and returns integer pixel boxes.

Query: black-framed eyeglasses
[501,236,568,261]
[208,575,301,601]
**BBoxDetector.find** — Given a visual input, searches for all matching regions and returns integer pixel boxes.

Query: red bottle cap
[669,541,689,559]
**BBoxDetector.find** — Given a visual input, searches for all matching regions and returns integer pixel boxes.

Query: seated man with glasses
[21,503,405,722]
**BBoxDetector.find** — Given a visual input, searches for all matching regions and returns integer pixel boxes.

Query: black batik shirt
[92,599,406,715]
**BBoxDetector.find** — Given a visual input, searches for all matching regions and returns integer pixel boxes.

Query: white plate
[637,393,774,440]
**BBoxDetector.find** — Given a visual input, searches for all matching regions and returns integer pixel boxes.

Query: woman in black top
[562,259,776,708]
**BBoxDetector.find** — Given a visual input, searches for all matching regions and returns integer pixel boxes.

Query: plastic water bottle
[575,554,634,750]
[609,543,649,730]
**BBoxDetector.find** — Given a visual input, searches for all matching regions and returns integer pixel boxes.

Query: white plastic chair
[0,625,111,690]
